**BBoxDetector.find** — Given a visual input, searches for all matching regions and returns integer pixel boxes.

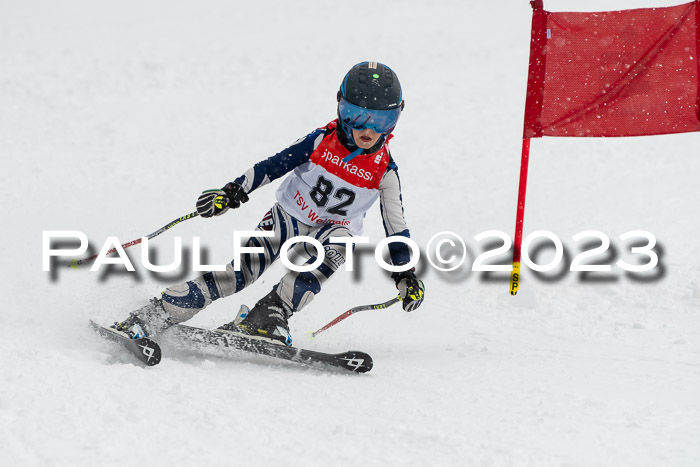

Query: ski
[167,324,373,373]
[89,320,162,366]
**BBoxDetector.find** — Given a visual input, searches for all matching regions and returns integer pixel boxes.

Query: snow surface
[1,1,699,466]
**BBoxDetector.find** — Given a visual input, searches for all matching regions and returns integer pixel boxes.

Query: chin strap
[342,147,364,163]
[340,134,389,163]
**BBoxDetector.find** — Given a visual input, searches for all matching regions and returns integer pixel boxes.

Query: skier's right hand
[196,183,248,218]
[196,189,230,218]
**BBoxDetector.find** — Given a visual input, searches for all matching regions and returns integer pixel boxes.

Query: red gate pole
[510,137,530,295]
[511,0,547,295]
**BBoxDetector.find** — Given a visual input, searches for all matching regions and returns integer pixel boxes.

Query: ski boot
[112,297,172,339]
[218,290,293,346]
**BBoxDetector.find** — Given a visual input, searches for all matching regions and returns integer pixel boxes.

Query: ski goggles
[338,97,402,134]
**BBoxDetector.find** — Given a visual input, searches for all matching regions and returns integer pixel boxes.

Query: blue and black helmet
[338,61,403,111]
[337,62,404,142]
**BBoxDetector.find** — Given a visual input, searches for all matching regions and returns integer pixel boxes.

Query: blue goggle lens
[338,97,402,134]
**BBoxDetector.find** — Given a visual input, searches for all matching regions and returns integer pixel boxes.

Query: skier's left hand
[392,268,425,312]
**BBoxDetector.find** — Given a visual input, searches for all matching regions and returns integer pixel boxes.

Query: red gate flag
[510,1,699,295]
[524,0,700,137]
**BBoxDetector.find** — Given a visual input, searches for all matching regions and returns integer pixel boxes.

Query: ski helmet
[337,62,404,145]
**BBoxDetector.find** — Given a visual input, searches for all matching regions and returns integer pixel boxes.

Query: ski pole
[310,296,401,338]
[68,211,199,269]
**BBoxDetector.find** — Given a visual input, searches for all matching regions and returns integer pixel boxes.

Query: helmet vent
[358,63,368,86]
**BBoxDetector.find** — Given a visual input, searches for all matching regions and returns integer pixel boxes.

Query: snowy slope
[1,1,699,466]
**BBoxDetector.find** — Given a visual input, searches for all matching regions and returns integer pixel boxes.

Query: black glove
[196,182,249,218]
[222,182,249,209]
[391,268,425,312]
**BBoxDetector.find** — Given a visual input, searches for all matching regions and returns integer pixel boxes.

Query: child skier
[114,61,425,345]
